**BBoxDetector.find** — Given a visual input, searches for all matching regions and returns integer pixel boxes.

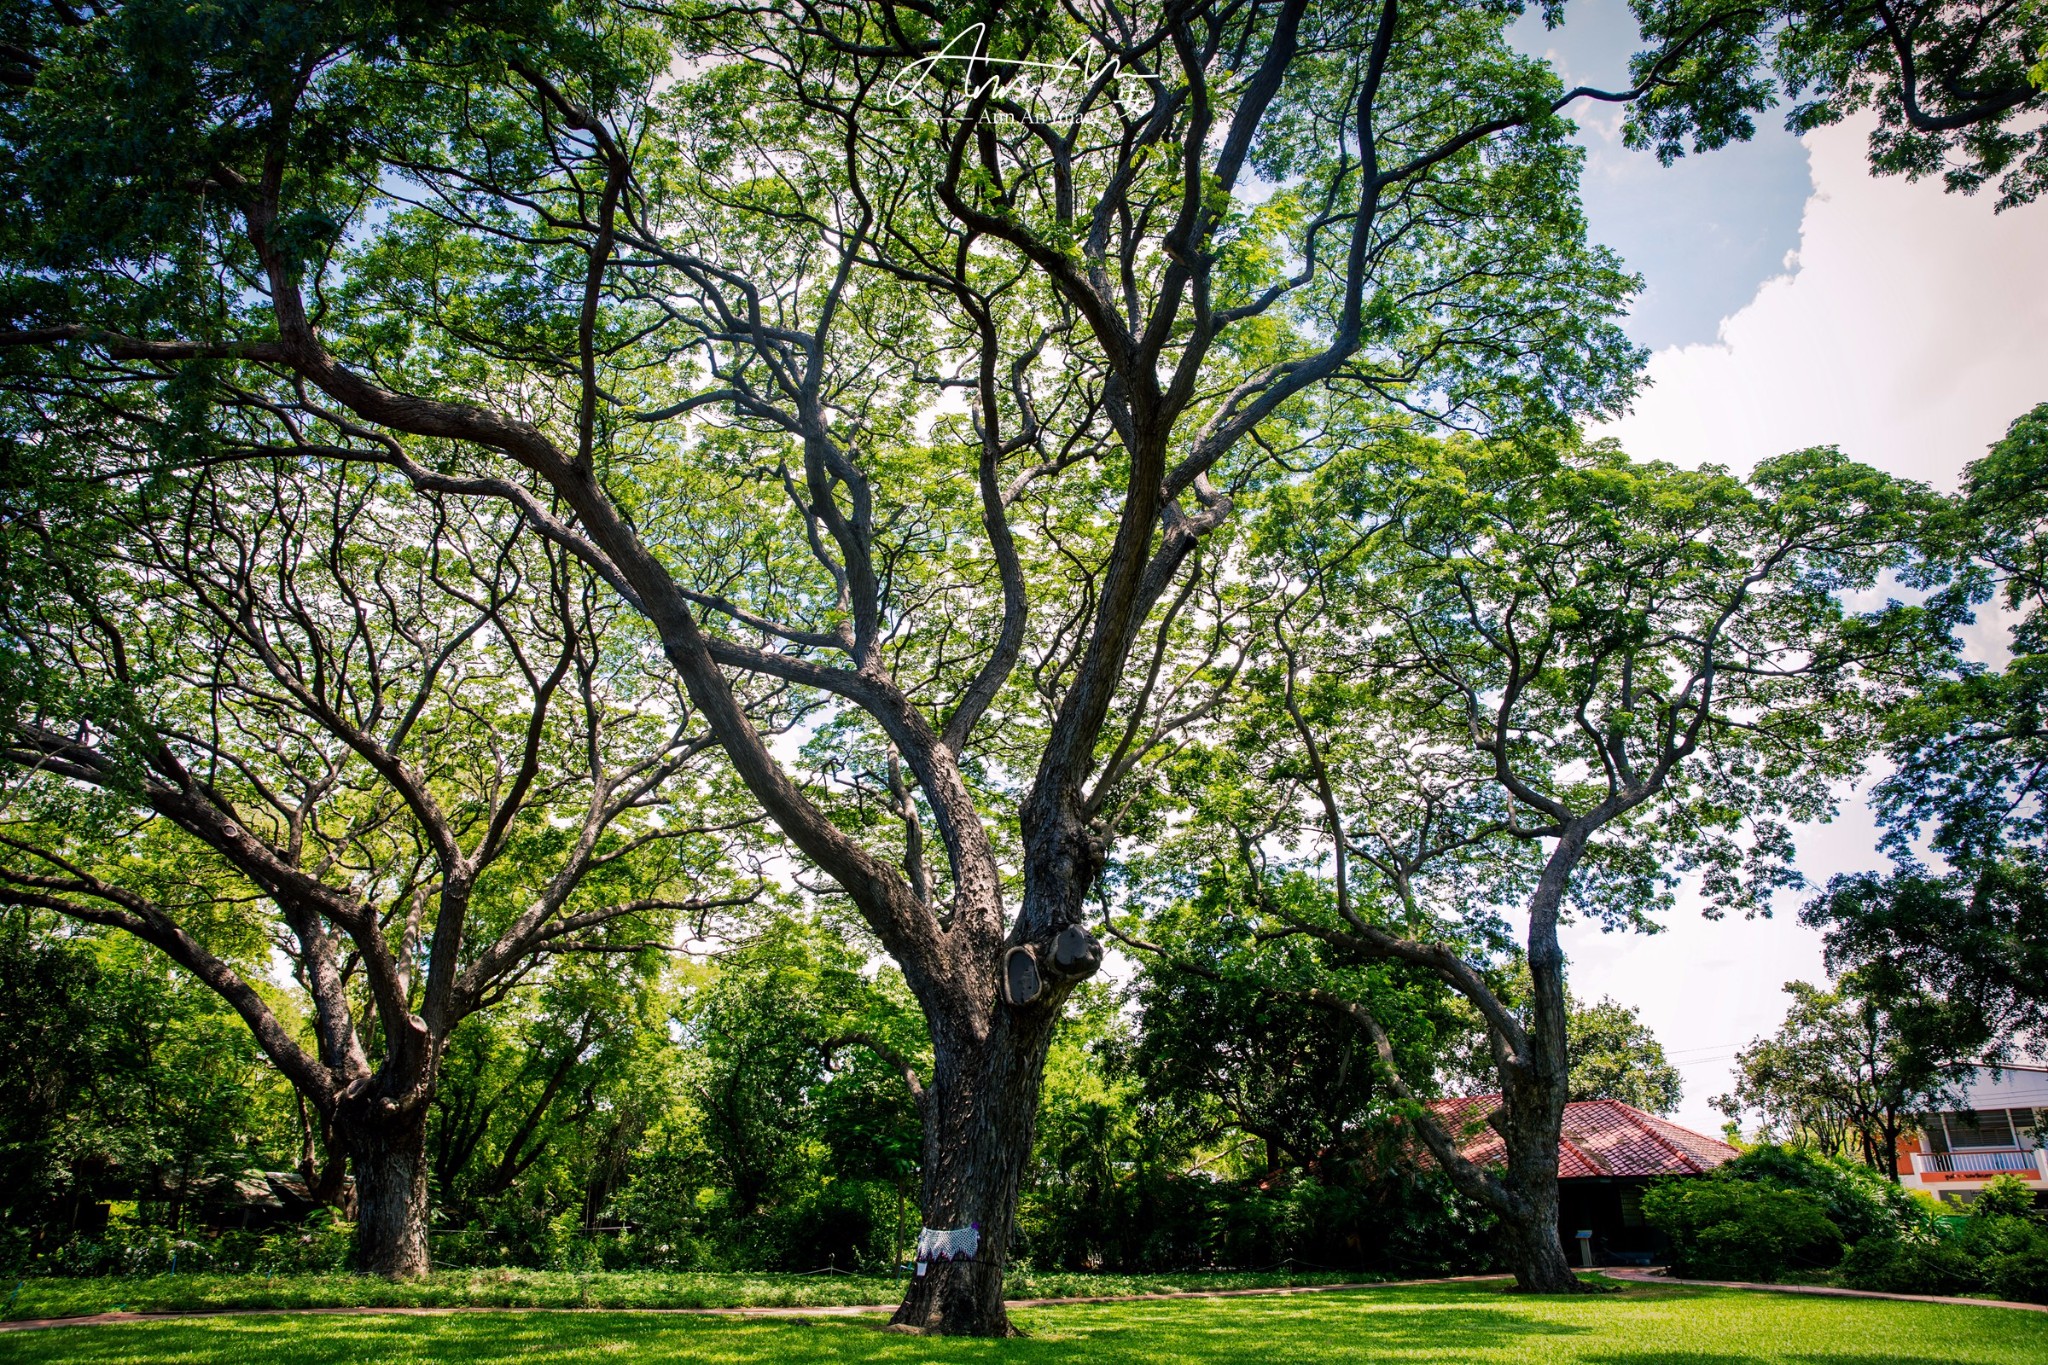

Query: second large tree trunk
[1494,904,1584,1294]
[1498,1191,1580,1292]
[888,1008,1059,1336]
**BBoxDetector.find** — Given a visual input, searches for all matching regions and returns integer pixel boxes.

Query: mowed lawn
[3,1280,2043,1365]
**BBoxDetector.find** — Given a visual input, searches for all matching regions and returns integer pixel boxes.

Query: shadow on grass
[1,1284,2042,1365]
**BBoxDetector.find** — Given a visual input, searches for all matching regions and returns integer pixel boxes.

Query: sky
[1512,1,2048,1136]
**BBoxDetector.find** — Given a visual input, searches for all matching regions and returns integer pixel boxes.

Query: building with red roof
[1428,1096,1740,1266]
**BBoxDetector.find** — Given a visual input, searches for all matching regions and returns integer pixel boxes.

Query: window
[1943,1110,2020,1150]
[1620,1187,1645,1229]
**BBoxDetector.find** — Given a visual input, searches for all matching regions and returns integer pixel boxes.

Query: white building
[1897,1064,2048,1205]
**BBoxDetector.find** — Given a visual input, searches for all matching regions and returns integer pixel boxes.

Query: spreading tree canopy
[0,452,763,1274]
[1123,435,1944,1287]
[0,0,2023,1326]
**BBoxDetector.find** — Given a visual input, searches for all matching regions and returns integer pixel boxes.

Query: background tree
[1565,994,1683,1114]
[0,910,297,1253]
[1128,879,1471,1181]
[1135,435,1942,1289]
[678,913,927,1269]
[1439,985,1685,1114]
[1713,977,1974,1178]
[1805,402,2048,1067]
[0,454,762,1276]
[429,951,681,1250]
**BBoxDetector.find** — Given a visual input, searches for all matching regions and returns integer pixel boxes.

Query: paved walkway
[1601,1266,2048,1313]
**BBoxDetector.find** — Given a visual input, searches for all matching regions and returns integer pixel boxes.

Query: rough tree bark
[338,1093,435,1280]
[888,1010,1061,1334]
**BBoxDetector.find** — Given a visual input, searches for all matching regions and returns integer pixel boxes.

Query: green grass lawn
[0,1267,1368,1321]
[2,1279,2043,1364]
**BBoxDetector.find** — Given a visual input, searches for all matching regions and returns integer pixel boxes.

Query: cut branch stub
[1002,926,1104,1008]
[1001,945,1042,1006]
[1048,925,1103,977]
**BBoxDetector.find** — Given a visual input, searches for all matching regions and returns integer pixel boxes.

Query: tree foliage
[0,452,762,1273]
[1566,995,1682,1114]
[0,0,2024,1316]
[1123,431,1941,1285]
[1713,978,1974,1178]
[0,912,295,1242]
[1806,403,2048,1069]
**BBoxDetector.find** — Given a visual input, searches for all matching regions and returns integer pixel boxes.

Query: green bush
[1838,1236,1986,1295]
[250,1209,354,1274]
[1839,1209,2048,1298]
[28,1225,269,1277]
[1971,1174,2042,1223]
[1985,1243,2048,1303]
[1641,1179,1842,1281]
[767,1180,894,1271]
[1713,1145,1923,1245]
[1955,1212,2043,1260]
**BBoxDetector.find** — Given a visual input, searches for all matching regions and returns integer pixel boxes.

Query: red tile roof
[1427,1096,1738,1179]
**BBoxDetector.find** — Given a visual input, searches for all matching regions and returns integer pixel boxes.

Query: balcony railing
[1910,1148,2047,1176]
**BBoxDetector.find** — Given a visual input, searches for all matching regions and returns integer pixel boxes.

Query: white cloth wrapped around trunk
[914,1223,981,1263]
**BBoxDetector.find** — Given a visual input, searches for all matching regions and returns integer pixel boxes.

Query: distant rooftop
[1428,1097,1739,1180]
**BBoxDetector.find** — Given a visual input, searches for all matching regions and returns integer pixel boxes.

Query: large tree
[1712,976,1974,1178]
[0,0,2015,1330]
[0,455,759,1275]
[1133,437,1942,1289]
[1804,403,2048,1065]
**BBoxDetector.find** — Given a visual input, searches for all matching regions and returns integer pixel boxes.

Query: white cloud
[1599,118,2048,488]
[1571,117,2047,1138]
[1561,801,1870,1137]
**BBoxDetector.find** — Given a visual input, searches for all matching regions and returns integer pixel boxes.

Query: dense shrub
[764,1180,896,1271]
[1970,1174,2042,1223]
[1016,1167,1497,1276]
[250,1210,354,1274]
[24,1224,284,1277]
[1641,1179,1842,1281]
[1839,1207,2048,1299]
[1838,1236,1986,1295]
[1985,1243,2048,1303]
[1712,1145,1922,1245]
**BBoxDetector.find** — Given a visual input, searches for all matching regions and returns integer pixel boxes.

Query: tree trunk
[888,1008,1058,1336]
[1484,1070,1583,1292]
[1494,845,1587,1294]
[1498,1187,1580,1292]
[340,1102,433,1280]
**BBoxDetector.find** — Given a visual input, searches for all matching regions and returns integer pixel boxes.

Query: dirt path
[1601,1266,2048,1312]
